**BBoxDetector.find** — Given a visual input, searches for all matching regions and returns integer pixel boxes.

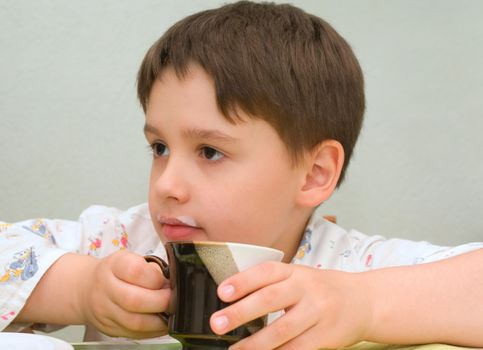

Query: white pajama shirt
[1,203,481,341]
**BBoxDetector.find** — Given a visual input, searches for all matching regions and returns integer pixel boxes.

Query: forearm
[15,253,99,326]
[363,248,483,346]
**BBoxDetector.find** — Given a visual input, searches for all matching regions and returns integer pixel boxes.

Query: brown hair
[137,1,365,185]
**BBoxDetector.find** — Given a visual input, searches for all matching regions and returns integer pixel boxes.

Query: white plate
[0,332,73,350]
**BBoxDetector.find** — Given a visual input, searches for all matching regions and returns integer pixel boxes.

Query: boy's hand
[80,250,170,338]
[210,262,372,350]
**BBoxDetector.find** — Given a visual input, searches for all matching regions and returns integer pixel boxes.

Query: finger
[111,279,171,314]
[105,302,168,337]
[89,297,168,339]
[110,251,166,289]
[218,261,293,302]
[211,279,301,335]
[228,301,317,350]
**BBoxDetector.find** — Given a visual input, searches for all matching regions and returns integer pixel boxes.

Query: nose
[151,156,190,204]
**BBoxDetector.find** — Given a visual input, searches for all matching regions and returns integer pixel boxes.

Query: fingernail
[220,284,235,298]
[213,315,229,330]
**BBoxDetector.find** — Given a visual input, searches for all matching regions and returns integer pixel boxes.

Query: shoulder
[78,203,161,256]
[292,210,355,270]
[79,203,152,230]
[80,203,150,219]
[292,209,387,272]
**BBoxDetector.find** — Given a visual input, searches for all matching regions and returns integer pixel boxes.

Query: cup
[145,241,284,350]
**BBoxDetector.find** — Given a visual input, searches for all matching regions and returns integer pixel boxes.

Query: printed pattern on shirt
[295,228,312,260]
[112,223,129,250]
[22,219,56,244]
[88,232,103,256]
[0,223,13,233]
[0,247,38,283]
[0,310,16,322]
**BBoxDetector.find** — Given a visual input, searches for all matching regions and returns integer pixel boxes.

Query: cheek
[241,164,299,207]
[148,163,163,199]
[201,177,294,244]
[147,181,156,210]
[196,187,252,241]
[147,167,162,223]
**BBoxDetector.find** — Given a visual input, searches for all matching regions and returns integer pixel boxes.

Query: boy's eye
[200,146,224,161]
[151,142,169,157]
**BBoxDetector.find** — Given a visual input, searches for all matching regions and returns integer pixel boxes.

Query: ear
[296,140,344,208]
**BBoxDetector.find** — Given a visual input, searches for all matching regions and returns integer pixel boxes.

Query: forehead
[145,65,252,132]
[150,65,214,104]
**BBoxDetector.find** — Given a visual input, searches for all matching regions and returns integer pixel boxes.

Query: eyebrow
[143,123,238,144]
[182,128,239,144]
[143,123,159,135]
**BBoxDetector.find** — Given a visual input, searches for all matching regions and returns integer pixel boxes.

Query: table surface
[72,339,181,350]
[71,341,477,350]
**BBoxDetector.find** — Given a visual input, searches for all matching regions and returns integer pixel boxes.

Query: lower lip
[162,224,201,241]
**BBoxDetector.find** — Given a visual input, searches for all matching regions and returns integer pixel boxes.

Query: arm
[210,248,483,349]
[15,251,170,339]
[0,219,75,331]
[364,248,483,346]
[15,253,98,326]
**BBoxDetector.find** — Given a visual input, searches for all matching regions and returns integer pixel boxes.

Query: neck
[278,209,313,263]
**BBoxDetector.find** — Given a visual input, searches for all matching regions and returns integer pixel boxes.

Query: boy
[2,1,483,349]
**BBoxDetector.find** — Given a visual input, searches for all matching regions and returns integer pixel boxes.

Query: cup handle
[144,255,170,324]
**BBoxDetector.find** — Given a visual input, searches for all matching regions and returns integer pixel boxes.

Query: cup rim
[165,240,284,256]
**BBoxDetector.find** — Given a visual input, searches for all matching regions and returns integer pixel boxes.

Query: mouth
[157,215,202,241]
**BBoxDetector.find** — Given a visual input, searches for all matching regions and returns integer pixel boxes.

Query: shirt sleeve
[0,218,79,331]
[348,229,483,270]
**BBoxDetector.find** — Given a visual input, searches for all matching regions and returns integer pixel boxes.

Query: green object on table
[73,343,181,350]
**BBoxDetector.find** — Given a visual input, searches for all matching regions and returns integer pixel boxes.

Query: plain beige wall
[1,0,483,247]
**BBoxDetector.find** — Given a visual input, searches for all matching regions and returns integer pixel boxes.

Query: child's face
[144,65,310,260]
